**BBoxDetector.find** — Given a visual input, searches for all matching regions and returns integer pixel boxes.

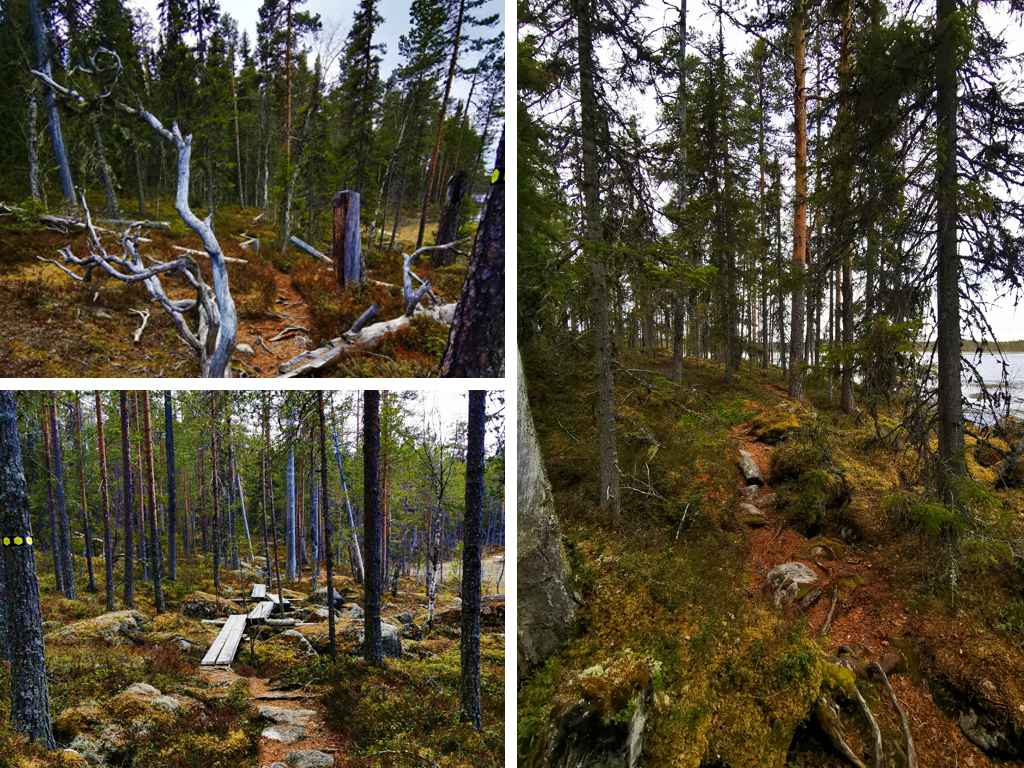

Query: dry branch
[279,303,457,377]
[869,662,917,768]
[172,245,247,264]
[288,235,333,265]
[129,308,149,343]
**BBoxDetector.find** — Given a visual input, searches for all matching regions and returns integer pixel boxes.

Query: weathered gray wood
[251,583,267,599]
[201,613,247,666]
[289,235,333,265]
[332,190,362,286]
[247,601,274,623]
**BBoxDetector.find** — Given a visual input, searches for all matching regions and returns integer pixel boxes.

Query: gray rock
[359,622,402,658]
[396,612,414,625]
[766,562,818,607]
[280,629,317,657]
[262,724,306,743]
[310,586,347,608]
[286,750,334,768]
[959,708,1023,758]
[236,342,255,355]
[259,705,316,726]
[738,449,764,485]
[517,354,575,678]
[347,604,364,620]
[69,735,105,766]
[738,503,767,527]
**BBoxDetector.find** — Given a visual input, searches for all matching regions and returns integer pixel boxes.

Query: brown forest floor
[0,203,469,377]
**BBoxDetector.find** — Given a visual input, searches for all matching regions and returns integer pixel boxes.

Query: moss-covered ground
[0,548,504,768]
[520,340,1024,767]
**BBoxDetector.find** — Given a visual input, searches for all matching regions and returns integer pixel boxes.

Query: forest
[519,0,1024,766]
[0,0,505,377]
[0,389,505,767]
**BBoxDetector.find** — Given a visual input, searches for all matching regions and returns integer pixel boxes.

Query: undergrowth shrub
[883,491,967,542]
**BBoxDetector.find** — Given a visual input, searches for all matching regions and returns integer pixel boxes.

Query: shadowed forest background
[0,0,505,377]
[519,0,1024,766]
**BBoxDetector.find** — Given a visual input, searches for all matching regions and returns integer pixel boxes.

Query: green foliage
[883,491,967,542]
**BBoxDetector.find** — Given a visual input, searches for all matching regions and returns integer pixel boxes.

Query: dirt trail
[238,272,316,376]
[732,424,996,767]
[201,666,348,768]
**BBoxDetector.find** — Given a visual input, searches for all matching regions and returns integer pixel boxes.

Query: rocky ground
[519,346,1024,767]
[0,553,505,768]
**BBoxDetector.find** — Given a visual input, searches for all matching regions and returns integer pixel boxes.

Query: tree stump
[434,171,468,264]
[333,190,362,287]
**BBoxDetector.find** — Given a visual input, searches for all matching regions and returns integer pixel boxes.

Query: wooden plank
[247,601,274,622]
[251,584,267,599]
[201,614,247,666]
[266,592,290,608]
[214,615,248,666]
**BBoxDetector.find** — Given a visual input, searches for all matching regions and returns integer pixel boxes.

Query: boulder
[259,705,316,726]
[69,735,105,766]
[346,604,364,620]
[280,629,317,657]
[959,708,1023,758]
[181,591,238,619]
[286,751,334,768]
[113,682,197,714]
[54,703,105,740]
[263,724,306,744]
[359,622,402,658]
[395,612,414,625]
[974,442,1004,468]
[435,596,505,629]
[738,449,764,485]
[749,411,800,444]
[517,354,575,677]
[401,622,423,640]
[765,562,818,608]
[47,610,149,646]
[737,503,767,528]
[310,587,348,608]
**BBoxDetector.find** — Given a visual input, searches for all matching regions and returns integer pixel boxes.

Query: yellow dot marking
[26,536,32,545]
[490,168,500,184]
[2,537,9,546]
[13,536,22,545]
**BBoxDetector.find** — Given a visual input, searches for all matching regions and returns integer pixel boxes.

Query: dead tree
[434,171,468,261]
[333,191,363,286]
[440,130,505,377]
[31,52,238,377]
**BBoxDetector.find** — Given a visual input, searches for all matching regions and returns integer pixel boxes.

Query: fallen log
[289,235,333,265]
[172,244,247,264]
[97,217,171,231]
[279,303,456,377]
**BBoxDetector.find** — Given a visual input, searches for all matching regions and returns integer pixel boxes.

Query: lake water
[959,351,1024,419]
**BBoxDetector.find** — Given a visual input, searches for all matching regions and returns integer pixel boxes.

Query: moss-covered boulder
[181,591,238,619]
[974,442,1005,467]
[749,411,800,444]
[54,702,105,741]
[47,610,150,646]
[769,442,850,534]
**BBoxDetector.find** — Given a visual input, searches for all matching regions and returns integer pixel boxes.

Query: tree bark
[92,117,120,218]
[119,392,134,608]
[286,442,297,580]
[48,397,75,599]
[27,84,41,202]
[28,0,74,206]
[460,390,485,729]
[41,408,61,594]
[363,390,383,664]
[94,392,115,611]
[318,392,336,659]
[141,393,164,612]
[936,0,966,481]
[333,191,363,286]
[788,0,808,399]
[434,171,468,255]
[440,130,505,377]
[0,391,56,748]
[576,0,621,518]
[211,394,222,595]
[838,0,856,414]
[73,395,96,592]
[164,393,177,581]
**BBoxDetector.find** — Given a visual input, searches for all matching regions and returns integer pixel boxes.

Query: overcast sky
[127,0,503,110]
[597,0,1024,340]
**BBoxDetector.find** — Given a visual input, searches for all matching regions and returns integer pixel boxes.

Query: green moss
[749,411,800,444]
[769,443,829,485]
[884,491,967,541]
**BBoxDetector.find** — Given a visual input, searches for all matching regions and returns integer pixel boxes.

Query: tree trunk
[333,191,363,286]
[434,171,468,254]
[119,392,134,608]
[0,391,56,748]
[577,0,621,518]
[48,398,75,599]
[27,85,41,202]
[460,390,485,729]
[440,131,505,377]
[363,391,383,664]
[318,392,336,659]
[838,0,856,414]
[264,397,284,606]
[28,0,74,206]
[92,117,120,218]
[231,45,245,207]
[788,0,808,399]
[42,409,62,594]
[416,0,466,249]
[211,394,222,595]
[332,431,364,583]
[95,392,115,611]
[73,396,96,592]
[164,393,177,580]
[141,393,164,612]
[286,443,297,580]
[936,0,966,481]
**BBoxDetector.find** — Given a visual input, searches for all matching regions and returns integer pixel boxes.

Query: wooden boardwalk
[201,584,280,667]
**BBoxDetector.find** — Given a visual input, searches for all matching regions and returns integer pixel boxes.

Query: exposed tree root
[814,694,867,768]
[820,585,839,636]
[869,662,917,768]
[849,679,884,768]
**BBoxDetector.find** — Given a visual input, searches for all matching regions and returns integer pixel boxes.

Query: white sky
[598,0,1024,340]
[128,0,503,110]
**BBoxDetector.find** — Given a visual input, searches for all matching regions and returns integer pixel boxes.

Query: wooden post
[333,190,362,287]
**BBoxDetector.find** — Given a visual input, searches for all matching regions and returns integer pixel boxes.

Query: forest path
[200,665,348,768]
[731,423,995,766]
[237,271,315,377]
